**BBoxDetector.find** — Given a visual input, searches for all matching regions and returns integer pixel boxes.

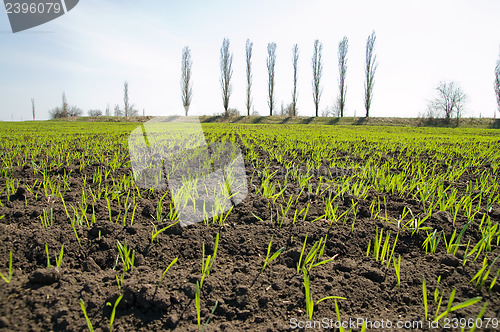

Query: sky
[1,0,500,121]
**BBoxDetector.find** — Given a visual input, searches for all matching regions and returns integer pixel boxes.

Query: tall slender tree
[220,38,233,116]
[31,97,35,120]
[291,44,299,116]
[267,42,277,116]
[123,81,130,117]
[245,39,253,116]
[62,92,68,117]
[181,46,193,116]
[311,40,323,117]
[364,31,377,117]
[337,36,348,117]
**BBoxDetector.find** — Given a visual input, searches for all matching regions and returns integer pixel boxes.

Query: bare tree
[220,38,233,116]
[245,39,253,116]
[267,42,277,116]
[49,93,82,119]
[88,109,102,116]
[495,48,500,115]
[105,103,110,116]
[122,81,138,116]
[312,40,323,117]
[31,97,35,120]
[114,104,123,117]
[181,46,193,116]
[123,81,130,117]
[364,31,378,117]
[337,36,348,117]
[280,102,295,116]
[429,81,468,125]
[62,92,68,117]
[291,44,299,116]
[67,106,83,117]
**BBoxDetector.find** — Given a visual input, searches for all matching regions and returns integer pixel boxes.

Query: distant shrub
[49,106,83,119]
[321,106,336,117]
[279,102,296,116]
[49,92,82,119]
[88,109,102,117]
[215,108,240,117]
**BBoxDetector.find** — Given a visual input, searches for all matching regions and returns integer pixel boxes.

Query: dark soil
[0,152,499,331]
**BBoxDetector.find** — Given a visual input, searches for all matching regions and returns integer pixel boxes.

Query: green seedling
[115,271,125,290]
[262,236,284,272]
[195,281,201,329]
[79,298,95,332]
[59,192,70,218]
[0,251,13,283]
[423,276,428,320]
[411,214,432,236]
[278,195,294,227]
[167,203,179,221]
[434,275,442,302]
[213,206,233,226]
[201,301,218,332]
[106,197,113,223]
[39,208,53,228]
[45,243,51,268]
[303,270,346,319]
[70,216,82,247]
[106,294,123,332]
[422,230,441,254]
[297,234,334,273]
[90,205,96,225]
[200,233,219,288]
[158,257,178,286]
[367,227,399,268]
[116,240,135,272]
[303,202,310,222]
[151,220,179,243]
[393,255,401,288]
[466,218,498,261]
[468,302,488,332]
[55,244,64,268]
[334,299,346,332]
[443,221,471,255]
[470,256,499,289]
[434,289,482,321]
[490,265,500,291]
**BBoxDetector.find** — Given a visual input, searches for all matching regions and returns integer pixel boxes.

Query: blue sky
[1,0,500,121]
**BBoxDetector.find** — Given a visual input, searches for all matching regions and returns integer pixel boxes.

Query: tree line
[47,81,141,119]
[182,34,500,120]
[182,31,378,118]
[43,37,500,120]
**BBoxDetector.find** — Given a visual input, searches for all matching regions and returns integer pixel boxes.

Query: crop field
[0,120,499,331]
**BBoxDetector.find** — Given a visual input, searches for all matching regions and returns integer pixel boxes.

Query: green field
[0,120,499,331]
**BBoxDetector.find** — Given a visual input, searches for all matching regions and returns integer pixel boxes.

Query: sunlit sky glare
[1,0,500,121]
